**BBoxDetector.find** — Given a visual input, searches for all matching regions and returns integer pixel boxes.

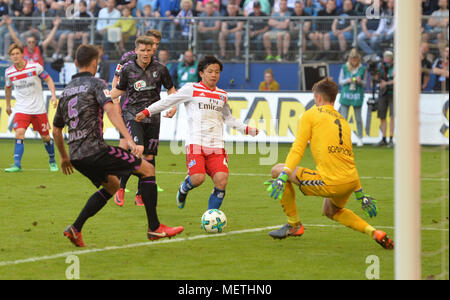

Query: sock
[179,176,195,194]
[382,137,386,142]
[73,188,112,232]
[208,187,226,209]
[137,158,156,195]
[332,208,375,237]
[13,139,24,168]
[119,173,131,189]
[140,176,160,231]
[389,136,394,143]
[43,139,56,163]
[279,181,301,227]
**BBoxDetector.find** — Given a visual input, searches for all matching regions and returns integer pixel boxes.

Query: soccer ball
[201,209,227,233]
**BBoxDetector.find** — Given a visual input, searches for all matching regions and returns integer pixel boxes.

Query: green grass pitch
[0,139,448,280]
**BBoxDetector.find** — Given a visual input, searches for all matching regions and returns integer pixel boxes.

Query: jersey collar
[199,81,217,92]
[72,71,93,79]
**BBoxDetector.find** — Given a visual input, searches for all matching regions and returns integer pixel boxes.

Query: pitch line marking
[0,168,447,182]
[0,223,447,268]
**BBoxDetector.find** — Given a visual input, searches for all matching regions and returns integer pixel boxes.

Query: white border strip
[0,224,447,268]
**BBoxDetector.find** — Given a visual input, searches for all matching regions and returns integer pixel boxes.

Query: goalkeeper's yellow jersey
[284,104,360,185]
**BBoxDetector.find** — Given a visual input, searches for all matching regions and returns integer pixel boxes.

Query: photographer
[338,49,367,147]
[375,50,395,147]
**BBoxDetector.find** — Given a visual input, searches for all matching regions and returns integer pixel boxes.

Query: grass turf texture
[0,139,448,280]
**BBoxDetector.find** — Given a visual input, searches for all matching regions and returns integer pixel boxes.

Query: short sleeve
[116,67,128,91]
[94,79,113,106]
[161,66,174,91]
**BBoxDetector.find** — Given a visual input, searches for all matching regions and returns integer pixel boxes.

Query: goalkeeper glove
[264,171,289,200]
[356,192,378,218]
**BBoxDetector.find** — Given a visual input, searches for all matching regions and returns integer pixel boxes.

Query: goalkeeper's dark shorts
[295,167,361,208]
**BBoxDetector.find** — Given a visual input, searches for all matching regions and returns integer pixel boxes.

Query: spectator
[32,0,57,57]
[423,0,449,45]
[420,42,433,91]
[371,0,395,57]
[0,1,9,58]
[95,44,110,82]
[65,0,94,61]
[5,15,60,66]
[329,0,356,55]
[220,0,243,15]
[272,0,298,13]
[432,44,449,92]
[137,4,157,36]
[153,0,180,41]
[219,2,244,60]
[308,0,336,60]
[96,0,121,47]
[263,0,292,61]
[196,0,220,15]
[290,0,312,55]
[422,0,439,16]
[158,49,177,90]
[248,1,270,59]
[116,0,136,11]
[52,0,74,61]
[259,68,280,91]
[375,50,395,147]
[109,6,136,53]
[2,1,34,60]
[136,0,157,16]
[242,0,271,16]
[356,0,382,60]
[303,0,323,16]
[174,0,194,50]
[175,50,199,88]
[338,49,367,147]
[197,1,221,55]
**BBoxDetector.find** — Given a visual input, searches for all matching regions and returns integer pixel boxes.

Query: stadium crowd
[0,0,448,90]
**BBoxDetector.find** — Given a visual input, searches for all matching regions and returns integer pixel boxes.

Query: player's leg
[33,114,58,171]
[322,184,393,249]
[268,163,304,239]
[5,113,29,172]
[135,153,156,206]
[134,159,184,240]
[177,145,206,209]
[205,148,230,210]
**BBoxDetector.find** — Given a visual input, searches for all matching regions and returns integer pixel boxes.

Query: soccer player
[112,29,177,206]
[4,43,58,173]
[110,36,176,207]
[53,44,184,247]
[136,56,259,210]
[265,77,394,250]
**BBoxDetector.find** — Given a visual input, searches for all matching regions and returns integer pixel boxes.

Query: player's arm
[5,85,12,115]
[136,84,192,122]
[43,74,58,108]
[266,113,311,200]
[53,126,73,175]
[222,102,258,136]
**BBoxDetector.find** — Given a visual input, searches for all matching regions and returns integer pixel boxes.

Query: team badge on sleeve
[103,89,111,98]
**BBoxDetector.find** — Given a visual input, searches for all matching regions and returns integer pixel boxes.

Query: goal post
[394,0,422,280]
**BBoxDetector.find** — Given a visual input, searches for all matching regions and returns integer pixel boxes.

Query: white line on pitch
[0,223,447,268]
[0,168,447,182]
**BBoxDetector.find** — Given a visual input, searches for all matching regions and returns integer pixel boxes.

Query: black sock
[119,173,131,189]
[137,158,156,195]
[140,176,160,231]
[73,188,112,232]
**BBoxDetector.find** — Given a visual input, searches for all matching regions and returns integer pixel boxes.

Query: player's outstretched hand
[61,158,74,175]
[264,171,289,200]
[246,126,259,137]
[357,194,378,218]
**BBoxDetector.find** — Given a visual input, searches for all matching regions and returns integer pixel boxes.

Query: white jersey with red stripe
[5,61,49,115]
[145,82,247,148]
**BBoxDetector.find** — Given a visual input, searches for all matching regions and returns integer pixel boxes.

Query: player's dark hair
[75,44,99,68]
[145,29,162,41]
[312,77,339,103]
[198,56,223,73]
[135,36,155,48]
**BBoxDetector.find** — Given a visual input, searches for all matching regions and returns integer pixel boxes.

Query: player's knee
[136,159,155,178]
[191,173,206,186]
[271,164,284,178]
[213,173,228,190]
[322,199,340,220]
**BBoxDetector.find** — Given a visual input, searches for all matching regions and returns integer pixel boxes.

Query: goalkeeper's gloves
[264,171,289,200]
[356,193,378,218]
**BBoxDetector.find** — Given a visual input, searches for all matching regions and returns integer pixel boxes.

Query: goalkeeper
[265,77,393,250]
